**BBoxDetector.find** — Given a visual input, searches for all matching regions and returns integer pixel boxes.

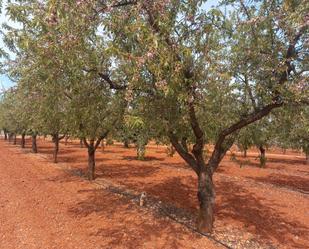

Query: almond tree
[274,106,309,164]
[102,0,308,232]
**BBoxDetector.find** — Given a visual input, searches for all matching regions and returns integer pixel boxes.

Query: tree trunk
[80,139,84,148]
[101,140,105,152]
[137,143,146,160]
[52,134,59,163]
[32,134,38,153]
[244,149,247,158]
[4,131,8,140]
[87,145,95,181]
[123,139,129,148]
[21,133,26,148]
[196,170,215,233]
[13,134,17,145]
[181,137,189,152]
[259,145,266,167]
[64,136,69,145]
[306,152,309,165]
[8,133,13,143]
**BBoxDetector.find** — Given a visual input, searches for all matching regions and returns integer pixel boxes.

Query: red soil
[1,137,308,249]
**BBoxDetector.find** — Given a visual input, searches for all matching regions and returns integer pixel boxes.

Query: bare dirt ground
[1,137,308,249]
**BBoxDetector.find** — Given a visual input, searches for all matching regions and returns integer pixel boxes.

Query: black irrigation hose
[157,205,233,249]
[97,181,233,249]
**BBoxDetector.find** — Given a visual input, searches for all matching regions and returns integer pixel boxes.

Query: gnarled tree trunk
[196,169,215,233]
[32,134,38,153]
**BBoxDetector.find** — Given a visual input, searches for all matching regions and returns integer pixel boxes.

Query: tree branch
[168,132,199,174]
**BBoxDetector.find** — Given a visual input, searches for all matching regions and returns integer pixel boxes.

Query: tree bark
[13,134,17,145]
[196,170,215,234]
[259,145,266,167]
[181,137,189,152]
[32,134,38,153]
[21,133,26,148]
[87,143,96,181]
[244,149,247,158]
[4,130,8,140]
[80,139,84,148]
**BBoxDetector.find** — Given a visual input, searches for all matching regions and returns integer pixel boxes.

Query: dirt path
[0,141,222,249]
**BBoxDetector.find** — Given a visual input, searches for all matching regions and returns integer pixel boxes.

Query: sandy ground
[1,137,308,248]
[0,139,221,249]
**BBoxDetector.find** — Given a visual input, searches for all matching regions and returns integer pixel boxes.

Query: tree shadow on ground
[97,163,161,179]
[216,180,309,248]
[120,175,308,248]
[159,162,189,170]
[44,170,85,183]
[140,176,198,211]
[247,174,309,192]
[67,188,191,249]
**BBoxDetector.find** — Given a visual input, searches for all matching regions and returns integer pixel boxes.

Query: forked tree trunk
[32,134,38,153]
[196,169,215,233]
[21,133,26,148]
[259,145,266,167]
[87,144,95,181]
[13,134,17,145]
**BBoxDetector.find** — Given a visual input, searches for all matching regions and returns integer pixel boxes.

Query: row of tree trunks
[3,132,36,152]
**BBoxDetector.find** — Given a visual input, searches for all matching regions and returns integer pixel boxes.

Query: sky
[0,0,16,90]
[0,0,222,91]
